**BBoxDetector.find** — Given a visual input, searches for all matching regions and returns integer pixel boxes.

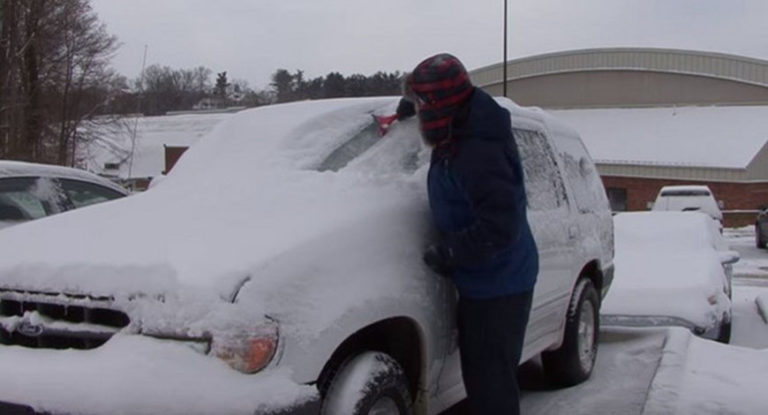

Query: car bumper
[0,334,319,415]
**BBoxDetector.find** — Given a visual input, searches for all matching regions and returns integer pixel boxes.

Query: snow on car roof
[549,105,768,169]
[0,160,127,193]
[659,185,711,191]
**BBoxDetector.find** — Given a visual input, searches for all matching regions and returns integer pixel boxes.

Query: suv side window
[513,129,568,211]
[58,179,125,209]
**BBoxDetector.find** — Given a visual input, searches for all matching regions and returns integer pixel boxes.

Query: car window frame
[56,178,126,210]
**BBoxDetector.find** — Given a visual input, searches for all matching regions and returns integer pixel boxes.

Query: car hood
[0,98,433,305]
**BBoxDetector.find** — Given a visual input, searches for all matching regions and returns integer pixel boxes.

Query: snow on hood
[0,98,430,306]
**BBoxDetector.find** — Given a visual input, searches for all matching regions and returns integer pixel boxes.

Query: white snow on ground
[520,328,668,415]
[549,105,768,168]
[79,112,232,179]
[602,212,730,330]
[0,335,315,415]
[731,284,768,348]
[724,226,768,278]
[644,328,768,415]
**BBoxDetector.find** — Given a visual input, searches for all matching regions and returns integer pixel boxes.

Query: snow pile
[0,335,316,415]
[602,212,730,329]
[644,328,768,415]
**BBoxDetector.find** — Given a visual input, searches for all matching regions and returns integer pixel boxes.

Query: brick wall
[601,176,768,227]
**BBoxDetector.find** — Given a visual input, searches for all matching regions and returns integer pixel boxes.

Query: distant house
[193,97,225,111]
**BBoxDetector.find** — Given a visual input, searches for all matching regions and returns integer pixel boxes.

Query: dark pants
[458,290,533,415]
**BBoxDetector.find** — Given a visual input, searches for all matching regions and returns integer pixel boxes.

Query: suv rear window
[660,189,711,197]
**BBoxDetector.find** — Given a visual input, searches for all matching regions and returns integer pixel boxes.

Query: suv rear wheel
[542,279,599,387]
[757,223,766,249]
[321,351,413,415]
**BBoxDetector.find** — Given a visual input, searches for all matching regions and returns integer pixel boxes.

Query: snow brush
[372,113,399,136]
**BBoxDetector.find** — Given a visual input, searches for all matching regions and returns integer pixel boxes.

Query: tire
[542,279,599,387]
[321,351,413,415]
[716,316,732,344]
[757,225,766,249]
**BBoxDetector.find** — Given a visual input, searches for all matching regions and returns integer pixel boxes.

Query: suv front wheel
[542,278,599,387]
[321,351,413,415]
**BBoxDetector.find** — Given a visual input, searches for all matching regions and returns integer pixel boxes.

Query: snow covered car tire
[321,351,413,415]
[716,317,732,344]
[542,279,599,387]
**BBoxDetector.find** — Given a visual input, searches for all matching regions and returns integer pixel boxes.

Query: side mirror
[717,200,725,210]
[647,201,654,210]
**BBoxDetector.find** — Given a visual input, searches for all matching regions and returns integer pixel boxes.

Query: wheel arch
[579,259,604,302]
[316,316,427,403]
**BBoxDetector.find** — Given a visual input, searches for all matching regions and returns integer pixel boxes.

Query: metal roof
[548,105,768,172]
[471,48,768,89]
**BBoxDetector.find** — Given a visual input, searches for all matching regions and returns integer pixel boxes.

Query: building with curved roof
[470,48,768,225]
[471,47,768,108]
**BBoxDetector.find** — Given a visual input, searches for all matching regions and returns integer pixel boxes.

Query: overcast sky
[90,0,768,89]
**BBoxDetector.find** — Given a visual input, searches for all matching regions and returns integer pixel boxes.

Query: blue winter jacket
[427,89,539,299]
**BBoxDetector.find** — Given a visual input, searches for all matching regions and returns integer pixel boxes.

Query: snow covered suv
[0,98,613,415]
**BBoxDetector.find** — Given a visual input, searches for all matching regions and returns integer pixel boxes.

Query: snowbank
[0,335,316,415]
[643,328,768,415]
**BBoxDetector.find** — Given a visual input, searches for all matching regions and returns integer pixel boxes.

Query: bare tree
[0,0,120,165]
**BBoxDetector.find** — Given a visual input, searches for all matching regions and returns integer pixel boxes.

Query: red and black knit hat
[410,53,474,146]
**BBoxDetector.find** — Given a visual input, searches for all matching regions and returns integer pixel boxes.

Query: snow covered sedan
[0,160,127,229]
[601,211,735,343]
[0,98,614,415]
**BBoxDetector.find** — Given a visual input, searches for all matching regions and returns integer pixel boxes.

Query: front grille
[0,295,130,350]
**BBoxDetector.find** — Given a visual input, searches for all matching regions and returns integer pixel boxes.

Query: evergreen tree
[214,71,229,98]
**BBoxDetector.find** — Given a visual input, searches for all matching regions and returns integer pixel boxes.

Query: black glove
[396,98,416,120]
[423,244,454,278]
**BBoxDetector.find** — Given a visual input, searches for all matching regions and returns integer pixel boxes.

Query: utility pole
[503,0,508,97]
[127,44,148,186]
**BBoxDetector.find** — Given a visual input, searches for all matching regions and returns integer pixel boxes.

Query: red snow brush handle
[373,114,399,136]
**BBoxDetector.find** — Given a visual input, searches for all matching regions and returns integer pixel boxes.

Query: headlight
[211,323,278,374]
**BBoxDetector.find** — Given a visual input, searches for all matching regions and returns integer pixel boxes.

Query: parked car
[651,185,723,224]
[0,160,128,229]
[601,211,736,343]
[757,208,768,249]
[0,98,614,415]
